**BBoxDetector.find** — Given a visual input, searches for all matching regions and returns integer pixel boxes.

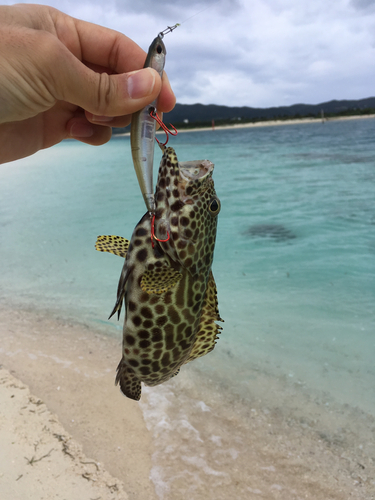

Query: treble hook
[149,109,178,146]
[158,23,180,39]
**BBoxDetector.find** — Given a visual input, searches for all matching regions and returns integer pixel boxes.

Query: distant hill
[163,97,375,127]
[113,97,375,134]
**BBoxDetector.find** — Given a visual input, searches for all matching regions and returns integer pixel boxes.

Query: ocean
[1,117,374,498]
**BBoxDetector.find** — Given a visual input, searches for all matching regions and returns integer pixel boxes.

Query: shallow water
[1,118,375,497]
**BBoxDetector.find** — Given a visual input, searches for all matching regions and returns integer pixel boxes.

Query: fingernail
[127,68,156,100]
[70,122,94,138]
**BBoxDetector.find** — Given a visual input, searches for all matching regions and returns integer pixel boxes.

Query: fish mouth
[179,159,214,181]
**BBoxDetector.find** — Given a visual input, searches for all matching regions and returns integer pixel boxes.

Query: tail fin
[115,358,142,401]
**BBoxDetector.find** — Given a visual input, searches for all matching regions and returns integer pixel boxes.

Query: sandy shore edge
[0,306,157,500]
[0,366,128,500]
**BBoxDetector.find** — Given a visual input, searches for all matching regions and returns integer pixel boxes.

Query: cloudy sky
[4,0,375,107]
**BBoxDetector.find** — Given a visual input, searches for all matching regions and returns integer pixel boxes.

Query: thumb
[55,54,162,116]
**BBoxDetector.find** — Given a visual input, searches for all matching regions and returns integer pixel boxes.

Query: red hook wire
[151,214,170,248]
[149,109,178,146]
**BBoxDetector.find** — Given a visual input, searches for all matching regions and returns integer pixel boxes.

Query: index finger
[72,17,147,73]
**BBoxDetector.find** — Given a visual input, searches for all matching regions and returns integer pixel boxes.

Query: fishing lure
[131,25,179,214]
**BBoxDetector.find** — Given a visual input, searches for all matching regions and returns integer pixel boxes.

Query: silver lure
[131,25,179,213]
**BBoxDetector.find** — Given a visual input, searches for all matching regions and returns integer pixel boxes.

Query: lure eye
[209,197,221,216]
[156,44,163,54]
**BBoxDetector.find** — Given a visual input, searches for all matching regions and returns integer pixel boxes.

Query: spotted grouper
[95,146,223,400]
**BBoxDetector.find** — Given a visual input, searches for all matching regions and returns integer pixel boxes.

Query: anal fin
[115,358,142,401]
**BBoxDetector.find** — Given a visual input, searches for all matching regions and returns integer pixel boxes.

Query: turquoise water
[1,119,375,470]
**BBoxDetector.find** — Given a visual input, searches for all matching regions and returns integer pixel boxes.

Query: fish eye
[156,44,163,54]
[209,197,221,216]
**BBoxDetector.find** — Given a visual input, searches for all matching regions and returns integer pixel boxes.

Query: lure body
[131,35,166,213]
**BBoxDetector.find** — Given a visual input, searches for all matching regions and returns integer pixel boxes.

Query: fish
[95,145,223,400]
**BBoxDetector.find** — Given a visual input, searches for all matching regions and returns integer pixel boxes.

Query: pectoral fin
[184,271,223,364]
[141,267,182,294]
[95,235,130,258]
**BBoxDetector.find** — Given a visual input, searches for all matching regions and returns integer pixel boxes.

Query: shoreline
[115,113,375,137]
[1,304,374,499]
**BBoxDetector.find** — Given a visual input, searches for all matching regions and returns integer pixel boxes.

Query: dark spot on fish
[172,347,181,360]
[143,319,153,329]
[139,339,151,349]
[156,315,168,327]
[125,335,136,346]
[180,216,189,227]
[177,321,187,335]
[170,200,184,212]
[185,257,193,267]
[136,227,148,237]
[155,304,165,314]
[152,361,160,372]
[177,240,187,249]
[153,349,162,359]
[139,330,150,339]
[171,216,178,226]
[133,316,142,327]
[164,293,172,304]
[151,328,163,342]
[140,366,151,375]
[129,359,139,367]
[161,353,170,367]
[185,326,193,338]
[168,306,181,325]
[179,339,189,350]
[158,178,166,189]
[166,334,175,351]
[128,301,137,312]
[139,292,150,303]
[141,306,153,319]
[186,186,193,195]
[134,239,142,246]
[136,249,147,262]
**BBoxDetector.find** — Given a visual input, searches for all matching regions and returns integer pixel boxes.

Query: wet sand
[0,305,374,499]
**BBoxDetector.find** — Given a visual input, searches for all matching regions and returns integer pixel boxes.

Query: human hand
[0,4,176,163]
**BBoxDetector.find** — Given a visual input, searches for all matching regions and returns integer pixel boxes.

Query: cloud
[3,0,375,107]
